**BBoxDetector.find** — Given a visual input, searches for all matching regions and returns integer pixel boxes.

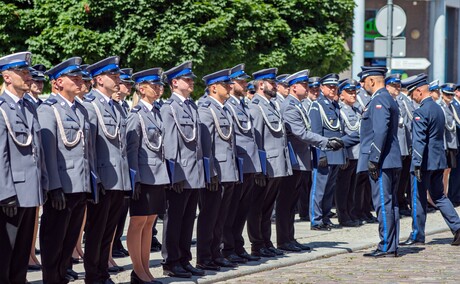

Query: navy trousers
[409,170,460,242]
[310,165,339,226]
[369,168,401,253]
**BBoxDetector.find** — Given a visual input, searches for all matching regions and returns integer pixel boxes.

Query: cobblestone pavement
[220,230,460,284]
[27,208,460,283]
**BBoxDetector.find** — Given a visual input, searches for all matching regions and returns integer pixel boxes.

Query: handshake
[325,137,344,151]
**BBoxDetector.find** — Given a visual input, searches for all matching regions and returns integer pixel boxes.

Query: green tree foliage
[0,0,355,98]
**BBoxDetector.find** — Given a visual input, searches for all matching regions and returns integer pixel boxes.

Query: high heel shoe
[131,271,162,284]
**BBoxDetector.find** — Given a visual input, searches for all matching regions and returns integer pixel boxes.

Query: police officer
[0,51,48,284]
[335,79,362,227]
[438,84,458,193]
[450,84,460,206]
[112,67,135,260]
[222,64,264,263]
[298,76,321,221]
[278,70,342,251]
[126,68,167,284]
[160,61,205,278]
[358,66,402,258]
[37,57,94,284]
[272,74,289,111]
[247,68,291,257]
[197,69,239,270]
[308,73,347,230]
[399,74,460,246]
[83,56,131,284]
[24,64,46,108]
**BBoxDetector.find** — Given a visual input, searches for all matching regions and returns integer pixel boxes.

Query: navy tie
[108,99,115,113]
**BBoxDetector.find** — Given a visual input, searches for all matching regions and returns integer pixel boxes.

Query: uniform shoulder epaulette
[131,105,141,113]
[252,98,260,105]
[0,97,4,106]
[289,100,296,106]
[201,101,211,108]
[163,99,173,105]
[44,98,58,106]
[84,94,96,102]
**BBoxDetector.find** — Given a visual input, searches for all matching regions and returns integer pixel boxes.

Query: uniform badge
[99,98,105,103]
[415,116,421,121]
[61,102,65,106]
[376,104,382,109]
[9,103,15,109]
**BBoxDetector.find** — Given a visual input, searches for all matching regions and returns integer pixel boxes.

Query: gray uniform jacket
[396,93,414,156]
[37,95,95,194]
[199,98,239,183]
[161,93,205,189]
[83,90,131,191]
[249,93,292,178]
[439,100,458,150]
[281,95,328,171]
[271,92,285,112]
[126,101,169,186]
[301,97,313,114]
[0,92,47,207]
[224,95,262,174]
[339,102,361,160]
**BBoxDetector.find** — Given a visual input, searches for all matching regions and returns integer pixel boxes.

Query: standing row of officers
[1,50,460,284]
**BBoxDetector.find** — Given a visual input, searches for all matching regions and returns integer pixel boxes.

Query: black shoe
[163,264,192,278]
[191,238,197,245]
[237,251,260,261]
[291,240,311,251]
[28,264,41,271]
[325,222,342,229]
[399,208,412,217]
[363,249,398,258]
[196,261,221,271]
[278,243,301,252]
[104,279,115,284]
[452,229,460,246]
[267,246,284,255]
[453,202,460,208]
[112,249,126,258]
[182,262,205,276]
[72,257,81,264]
[66,269,78,280]
[251,248,276,257]
[119,247,129,256]
[213,257,238,268]
[35,248,40,255]
[399,238,424,246]
[363,215,378,223]
[311,224,331,231]
[226,253,248,264]
[340,220,360,227]
[299,216,310,222]
[327,211,337,218]
[131,270,162,284]
[151,237,162,252]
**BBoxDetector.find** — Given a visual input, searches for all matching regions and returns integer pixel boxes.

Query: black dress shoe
[299,216,310,222]
[340,220,360,227]
[182,262,205,276]
[237,251,260,261]
[72,257,81,264]
[35,248,40,255]
[213,257,238,268]
[278,243,301,252]
[452,229,460,246]
[325,222,342,229]
[28,264,41,271]
[399,238,424,246]
[163,264,192,278]
[291,240,311,251]
[120,247,129,256]
[104,278,115,284]
[251,248,276,257]
[66,269,78,280]
[327,211,337,218]
[131,270,162,284]
[226,253,248,263]
[363,215,378,223]
[196,261,221,271]
[311,224,331,231]
[151,237,162,252]
[108,266,121,273]
[363,249,398,258]
[112,249,126,258]
[267,246,284,255]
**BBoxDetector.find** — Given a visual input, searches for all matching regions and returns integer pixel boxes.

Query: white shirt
[4,89,20,103]
[140,99,153,111]
[172,92,187,103]
[95,89,111,103]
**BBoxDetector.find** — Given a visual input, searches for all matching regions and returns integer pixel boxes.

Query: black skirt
[130,184,166,216]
